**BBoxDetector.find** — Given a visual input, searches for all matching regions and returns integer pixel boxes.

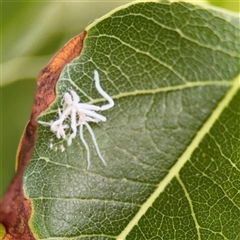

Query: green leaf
[0,224,6,239]
[23,1,240,239]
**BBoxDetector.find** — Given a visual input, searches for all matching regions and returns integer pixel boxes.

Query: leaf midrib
[117,75,239,239]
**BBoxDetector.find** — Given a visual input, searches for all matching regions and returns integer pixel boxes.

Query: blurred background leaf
[0,0,239,197]
[1,1,130,197]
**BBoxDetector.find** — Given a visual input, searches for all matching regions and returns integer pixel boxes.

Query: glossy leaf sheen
[23,2,240,239]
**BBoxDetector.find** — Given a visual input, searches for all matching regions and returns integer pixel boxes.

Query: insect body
[38,70,114,169]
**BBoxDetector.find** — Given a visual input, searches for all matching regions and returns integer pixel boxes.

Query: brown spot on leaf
[0,31,87,240]
[32,30,87,120]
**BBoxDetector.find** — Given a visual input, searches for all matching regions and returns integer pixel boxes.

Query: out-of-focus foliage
[1,1,129,197]
[208,0,239,12]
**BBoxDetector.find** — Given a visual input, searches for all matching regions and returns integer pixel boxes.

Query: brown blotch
[0,30,87,240]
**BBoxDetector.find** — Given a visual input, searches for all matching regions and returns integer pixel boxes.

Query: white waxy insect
[38,70,114,169]
[59,144,65,152]
[49,139,53,149]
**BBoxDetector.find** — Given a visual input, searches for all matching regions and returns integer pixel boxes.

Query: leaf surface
[23,1,240,239]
